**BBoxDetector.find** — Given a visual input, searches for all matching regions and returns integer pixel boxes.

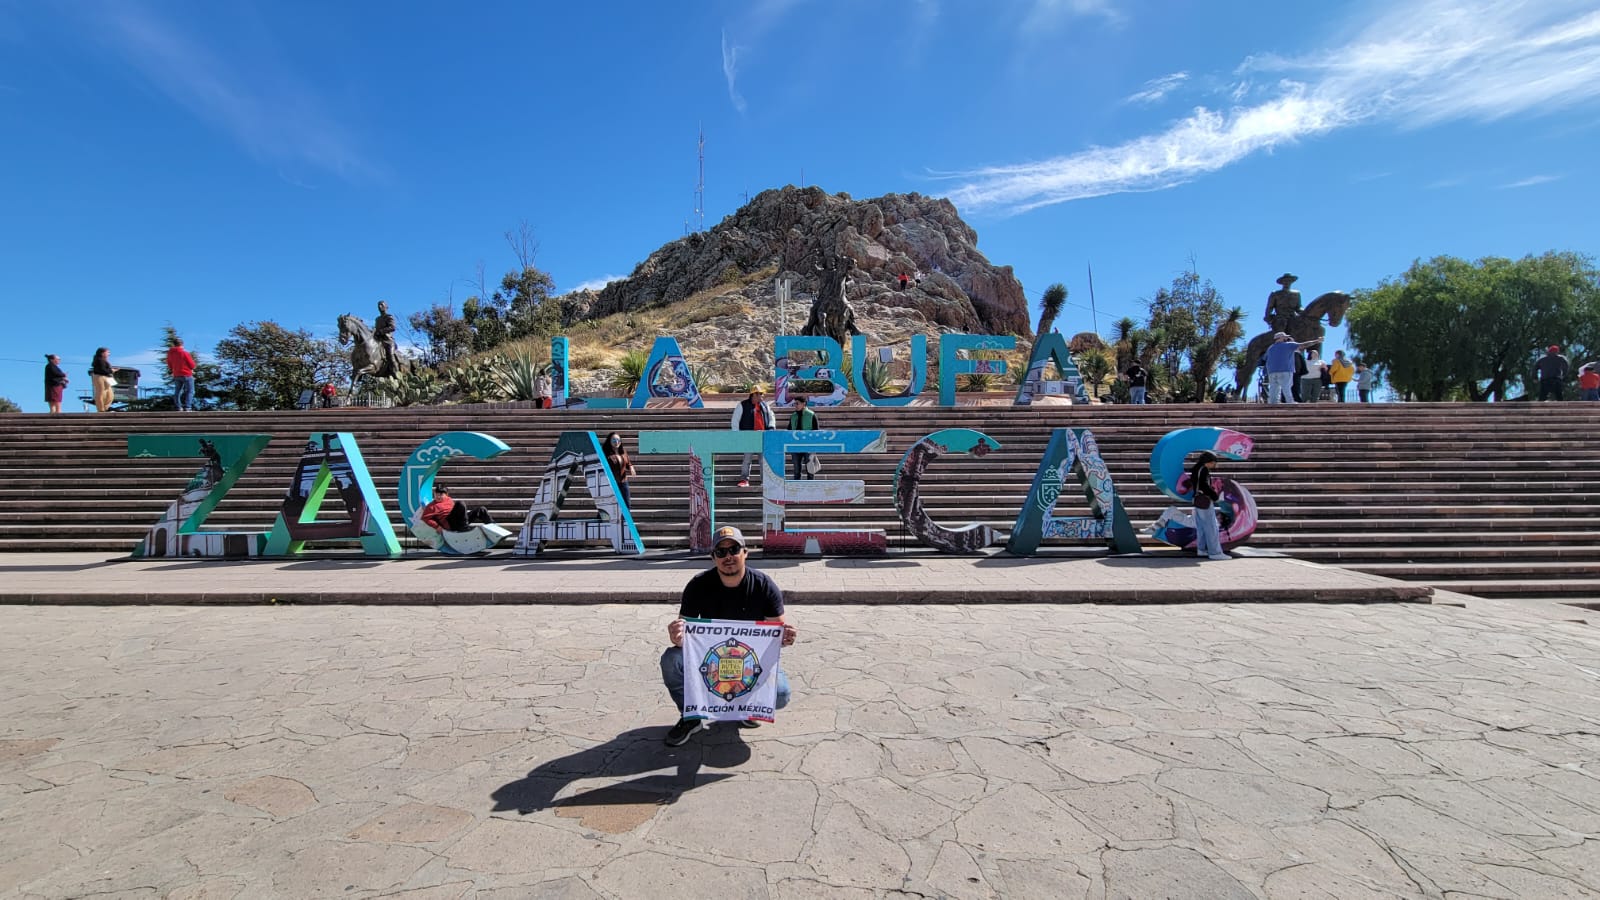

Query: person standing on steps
[1355,361,1377,403]
[44,354,67,414]
[534,369,552,409]
[661,526,796,746]
[787,395,819,480]
[1536,345,1570,401]
[731,388,775,488]
[1264,333,1318,405]
[1301,349,1327,404]
[1579,363,1599,402]
[89,347,116,412]
[1327,350,1354,403]
[603,432,637,507]
[165,337,197,412]
[1122,361,1149,404]
[1190,451,1229,561]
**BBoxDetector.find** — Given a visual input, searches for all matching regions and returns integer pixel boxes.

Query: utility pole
[1087,261,1100,336]
[694,125,705,233]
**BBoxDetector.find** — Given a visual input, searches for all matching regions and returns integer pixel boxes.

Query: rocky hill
[557,187,1033,383]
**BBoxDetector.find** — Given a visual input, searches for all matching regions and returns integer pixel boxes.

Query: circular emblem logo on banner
[698,638,764,700]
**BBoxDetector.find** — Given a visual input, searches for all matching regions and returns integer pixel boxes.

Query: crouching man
[661,526,797,746]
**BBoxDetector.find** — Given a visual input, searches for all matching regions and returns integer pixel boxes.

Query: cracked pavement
[3,598,1600,898]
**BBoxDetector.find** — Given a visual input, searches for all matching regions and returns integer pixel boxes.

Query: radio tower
[693,125,706,233]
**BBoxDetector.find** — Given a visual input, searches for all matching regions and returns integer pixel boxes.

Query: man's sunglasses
[713,545,743,558]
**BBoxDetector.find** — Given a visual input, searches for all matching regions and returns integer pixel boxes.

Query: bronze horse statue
[1234,291,1352,398]
[337,313,397,392]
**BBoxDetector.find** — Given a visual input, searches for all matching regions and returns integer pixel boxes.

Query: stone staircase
[2,402,1596,603]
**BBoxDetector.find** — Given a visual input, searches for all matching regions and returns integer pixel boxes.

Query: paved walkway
[0,551,1431,604]
[3,596,1600,897]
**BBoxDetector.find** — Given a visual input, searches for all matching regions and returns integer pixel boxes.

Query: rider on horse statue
[373,301,400,379]
[1264,273,1302,337]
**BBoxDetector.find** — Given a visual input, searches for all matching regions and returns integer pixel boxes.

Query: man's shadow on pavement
[490,725,752,815]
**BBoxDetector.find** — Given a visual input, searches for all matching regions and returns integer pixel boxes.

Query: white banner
[681,618,784,723]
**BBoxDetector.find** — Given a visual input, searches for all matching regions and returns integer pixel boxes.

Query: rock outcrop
[564,186,1033,340]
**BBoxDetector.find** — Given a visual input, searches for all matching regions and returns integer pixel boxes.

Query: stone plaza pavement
[4,595,1600,898]
[0,551,1430,604]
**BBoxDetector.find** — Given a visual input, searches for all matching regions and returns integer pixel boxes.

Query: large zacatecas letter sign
[127,427,1255,558]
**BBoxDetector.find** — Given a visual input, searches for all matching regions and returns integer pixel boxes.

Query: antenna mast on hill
[693,125,706,233]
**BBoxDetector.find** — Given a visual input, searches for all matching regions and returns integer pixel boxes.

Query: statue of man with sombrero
[1264,273,1302,335]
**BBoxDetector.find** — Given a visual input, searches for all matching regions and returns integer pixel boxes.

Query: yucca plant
[1076,348,1115,399]
[611,349,648,395]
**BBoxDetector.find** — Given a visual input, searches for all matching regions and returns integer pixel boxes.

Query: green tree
[407,302,475,366]
[155,325,224,410]
[1347,252,1599,401]
[1141,266,1244,401]
[213,321,343,410]
[0,397,19,413]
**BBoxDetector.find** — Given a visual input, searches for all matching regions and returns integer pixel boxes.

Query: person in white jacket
[730,388,777,487]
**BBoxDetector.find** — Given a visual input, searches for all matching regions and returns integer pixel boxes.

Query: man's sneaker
[664,718,707,747]
[1208,554,1231,561]
[737,478,750,487]
[736,719,761,729]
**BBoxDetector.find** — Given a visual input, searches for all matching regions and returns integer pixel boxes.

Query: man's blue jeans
[173,376,195,411]
[1129,387,1147,404]
[660,646,791,714]
[1266,372,1295,404]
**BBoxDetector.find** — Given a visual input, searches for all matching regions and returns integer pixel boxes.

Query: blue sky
[2,0,1597,411]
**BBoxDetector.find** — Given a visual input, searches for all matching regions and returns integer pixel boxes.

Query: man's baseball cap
[711,525,746,549]
[1549,345,1561,352]
[1274,332,1290,340]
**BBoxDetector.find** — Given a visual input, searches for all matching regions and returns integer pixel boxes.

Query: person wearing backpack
[788,395,819,479]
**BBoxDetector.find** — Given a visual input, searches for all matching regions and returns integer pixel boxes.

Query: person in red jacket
[165,338,198,411]
[1580,363,1600,402]
[419,484,458,531]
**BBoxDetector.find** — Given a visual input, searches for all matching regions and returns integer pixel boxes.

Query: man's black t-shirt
[1125,365,1147,388]
[679,568,784,621]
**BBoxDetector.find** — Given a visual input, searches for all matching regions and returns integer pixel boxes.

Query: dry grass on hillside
[477,266,777,374]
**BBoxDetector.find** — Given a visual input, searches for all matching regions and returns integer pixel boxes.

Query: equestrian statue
[337,300,402,395]
[1234,274,1352,398]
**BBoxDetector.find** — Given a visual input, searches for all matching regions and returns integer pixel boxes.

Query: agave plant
[960,351,1005,392]
[860,359,894,393]
[685,363,717,396]
[494,352,546,401]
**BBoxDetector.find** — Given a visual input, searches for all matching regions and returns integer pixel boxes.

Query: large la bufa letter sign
[623,331,1078,408]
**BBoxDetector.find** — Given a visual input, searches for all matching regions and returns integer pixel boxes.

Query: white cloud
[721,29,746,114]
[1125,71,1188,105]
[945,0,1600,213]
[571,274,626,293]
[1501,174,1563,189]
[96,4,376,181]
